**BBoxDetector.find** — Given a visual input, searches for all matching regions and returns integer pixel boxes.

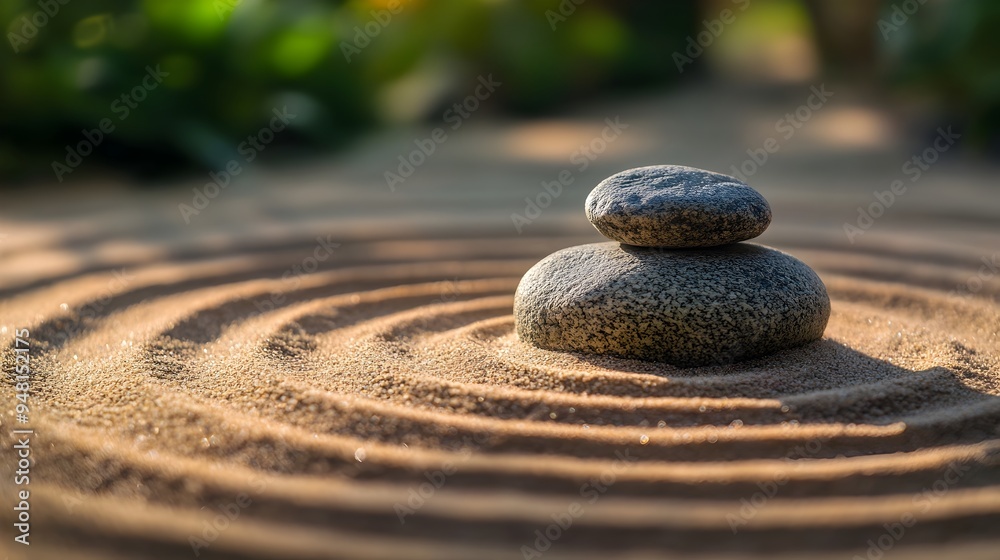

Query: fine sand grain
[1,221,999,559]
[3,87,1000,558]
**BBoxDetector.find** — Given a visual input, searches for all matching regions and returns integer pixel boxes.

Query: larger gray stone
[585,165,772,248]
[514,242,830,367]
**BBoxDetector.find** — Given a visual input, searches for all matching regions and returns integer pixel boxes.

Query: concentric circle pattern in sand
[2,229,999,560]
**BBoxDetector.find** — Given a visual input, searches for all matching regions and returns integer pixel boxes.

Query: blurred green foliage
[880,0,1000,150]
[1,0,997,182]
[0,0,696,180]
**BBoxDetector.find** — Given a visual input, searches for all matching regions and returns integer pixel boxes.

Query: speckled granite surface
[514,242,830,366]
[585,165,772,248]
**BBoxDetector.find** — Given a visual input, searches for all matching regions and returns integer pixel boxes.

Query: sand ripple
[2,231,999,560]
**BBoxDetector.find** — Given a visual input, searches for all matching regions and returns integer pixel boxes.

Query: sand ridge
[1,227,999,560]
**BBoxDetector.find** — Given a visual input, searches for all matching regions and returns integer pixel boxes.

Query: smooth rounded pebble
[585,165,772,248]
[514,242,830,367]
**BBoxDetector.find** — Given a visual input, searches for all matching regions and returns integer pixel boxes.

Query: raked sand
[2,87,1000,559]
[1,222,999,560]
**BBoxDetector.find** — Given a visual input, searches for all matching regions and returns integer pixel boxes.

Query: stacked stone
[514,165,831,367]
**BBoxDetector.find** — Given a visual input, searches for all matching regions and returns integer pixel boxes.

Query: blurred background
[1,0,998,184]
[4,5,1000,558]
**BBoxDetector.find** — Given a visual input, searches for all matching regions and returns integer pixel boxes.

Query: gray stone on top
[585,165,772,248]
[514,242,830,367]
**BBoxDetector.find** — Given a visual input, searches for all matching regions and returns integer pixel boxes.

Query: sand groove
[1,232,998,559]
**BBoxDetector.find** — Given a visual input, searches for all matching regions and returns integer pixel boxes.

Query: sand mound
[2,227,999,560]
